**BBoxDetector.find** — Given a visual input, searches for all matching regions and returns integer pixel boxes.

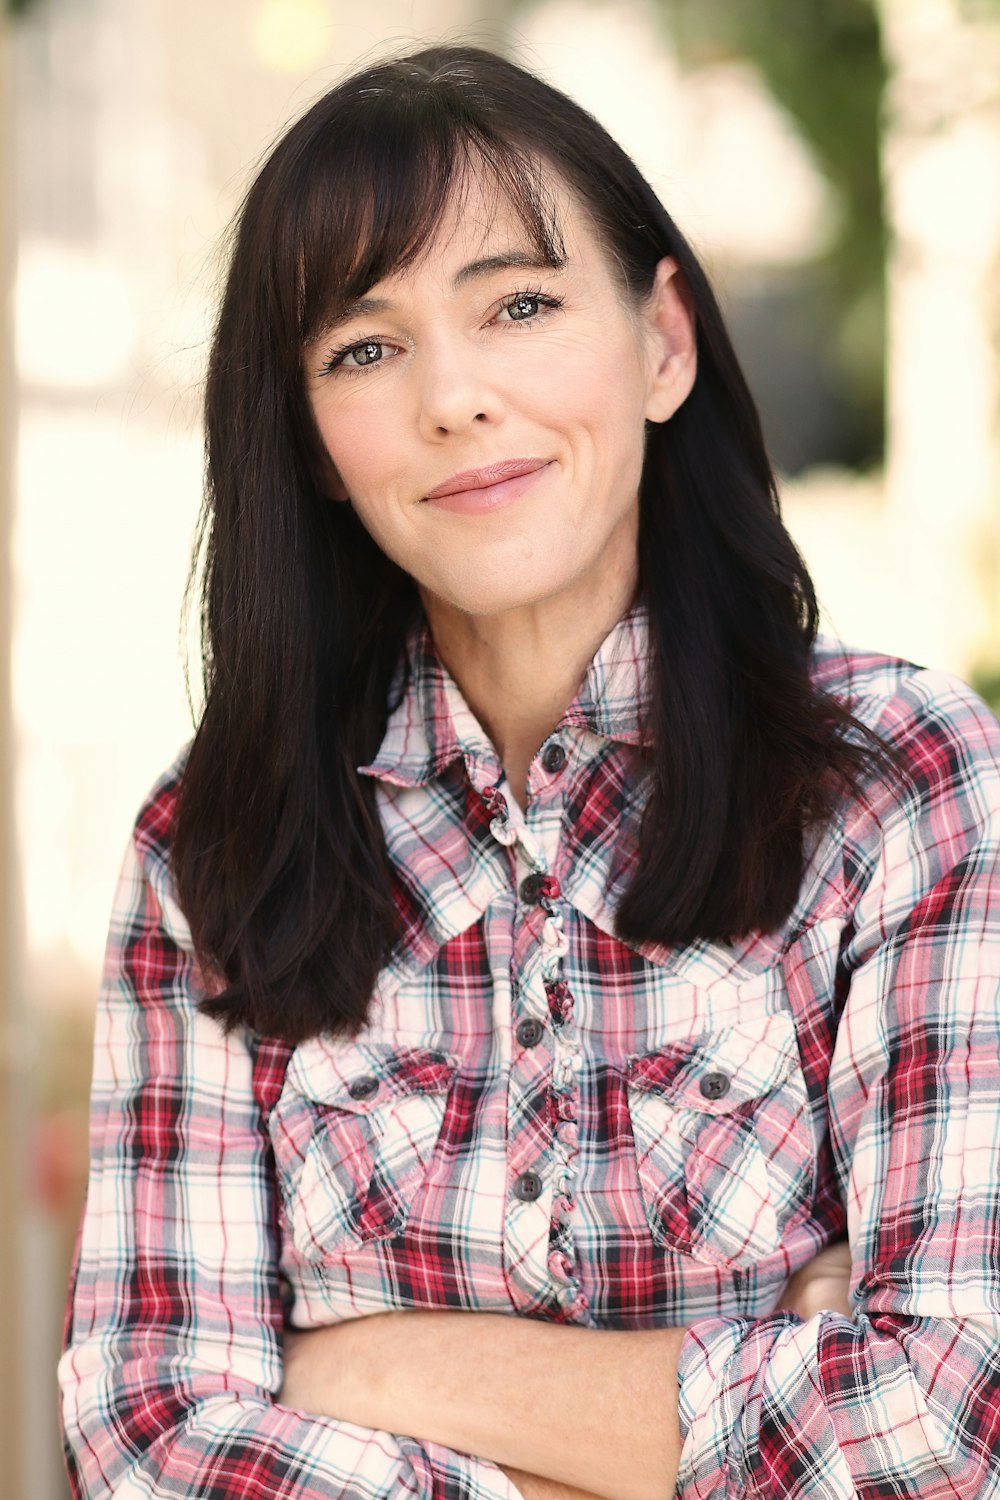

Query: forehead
[381,171,630,317]
[385,170,572,282]
[441,163,569,243]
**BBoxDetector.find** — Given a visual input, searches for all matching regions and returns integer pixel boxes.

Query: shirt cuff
[397,1435,531,1500]
[676,1313,800,1498]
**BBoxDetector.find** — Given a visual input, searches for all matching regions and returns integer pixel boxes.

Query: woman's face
[303,168,696,624]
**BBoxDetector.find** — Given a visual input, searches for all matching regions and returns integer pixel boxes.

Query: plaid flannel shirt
[60,607,1000,1499]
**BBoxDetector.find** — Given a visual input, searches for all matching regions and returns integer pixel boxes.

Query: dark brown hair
[173,44,895,1044]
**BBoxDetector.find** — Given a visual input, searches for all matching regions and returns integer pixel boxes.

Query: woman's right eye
[320,338,393,377]
[342,340,383,367]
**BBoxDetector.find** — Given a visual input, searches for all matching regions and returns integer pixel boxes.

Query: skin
[292,165,853,1497]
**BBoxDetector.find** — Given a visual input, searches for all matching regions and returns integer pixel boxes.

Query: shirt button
[516,1017,545,1048]
[519,872,546,905]
[513,1170,543,1202]
[542,742,567,774]
[348,1076,380,1101]
[699,1071,731,1100]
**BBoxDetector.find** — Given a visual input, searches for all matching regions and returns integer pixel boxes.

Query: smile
[422,459,552,515]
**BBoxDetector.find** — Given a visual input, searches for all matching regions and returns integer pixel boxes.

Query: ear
[641,257,697,424]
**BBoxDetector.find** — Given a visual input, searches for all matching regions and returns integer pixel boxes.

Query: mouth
[425,458,549,499]
[422,458,551,514]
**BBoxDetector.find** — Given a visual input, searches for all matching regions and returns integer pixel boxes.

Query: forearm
[283,1312,685,1500]
[498,1466,609,1500]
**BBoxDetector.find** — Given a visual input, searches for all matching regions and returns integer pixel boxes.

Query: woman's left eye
[495,291,562,324]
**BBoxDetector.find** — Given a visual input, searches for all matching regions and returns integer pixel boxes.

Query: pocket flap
[285,1038,457,1114]
[626,1012,799,1116]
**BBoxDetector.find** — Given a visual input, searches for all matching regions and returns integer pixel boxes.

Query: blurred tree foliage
[660,0,887,465]
[971,668,1000,722]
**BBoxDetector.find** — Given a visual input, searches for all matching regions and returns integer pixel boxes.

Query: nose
[415,336,504,439]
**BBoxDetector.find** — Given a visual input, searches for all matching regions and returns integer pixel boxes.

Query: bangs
[291,97,566,345]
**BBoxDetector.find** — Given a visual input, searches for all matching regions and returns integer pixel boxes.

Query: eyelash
[317,288,565,378]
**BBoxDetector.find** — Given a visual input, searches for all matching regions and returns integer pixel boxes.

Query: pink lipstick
[423,458,551,514]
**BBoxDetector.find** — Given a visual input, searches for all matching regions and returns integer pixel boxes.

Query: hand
[776,1240,853,1320]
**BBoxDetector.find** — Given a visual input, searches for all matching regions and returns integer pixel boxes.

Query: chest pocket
[269,1040,457,1265]
[626,1011,813,1269]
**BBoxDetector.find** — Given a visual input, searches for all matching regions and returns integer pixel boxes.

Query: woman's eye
[494,291,562,327]
[502,294,541,322]
[343,340,383,367]
[318,338,391,376]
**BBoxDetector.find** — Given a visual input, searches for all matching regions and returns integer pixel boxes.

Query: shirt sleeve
[675,668,1000,1500]
[59,778,522,1500]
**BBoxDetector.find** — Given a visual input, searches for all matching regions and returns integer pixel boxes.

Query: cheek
[551,370,649,497]
[527,331,648,438]
[310,402,414,563]
[313,401,383,491]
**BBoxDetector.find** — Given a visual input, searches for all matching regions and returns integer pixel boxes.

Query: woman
[60,44,1000,1500]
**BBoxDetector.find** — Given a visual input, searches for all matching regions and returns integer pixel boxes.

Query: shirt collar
[358,599,652,790]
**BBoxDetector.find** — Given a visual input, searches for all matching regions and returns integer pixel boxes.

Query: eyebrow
[313,250,567,339]
[453,250,565,286]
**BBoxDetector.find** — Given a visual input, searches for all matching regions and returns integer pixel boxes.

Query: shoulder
[811,635,1000,763]
[811,638,1000,870]
[133,744,189,857]
[121,743,193,945]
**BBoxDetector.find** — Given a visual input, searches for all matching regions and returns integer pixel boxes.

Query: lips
[424,458,548,499]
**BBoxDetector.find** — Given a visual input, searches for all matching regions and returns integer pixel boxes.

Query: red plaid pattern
[60,608,1000,1498]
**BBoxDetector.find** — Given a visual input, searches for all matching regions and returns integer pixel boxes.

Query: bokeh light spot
[252,0,331,75]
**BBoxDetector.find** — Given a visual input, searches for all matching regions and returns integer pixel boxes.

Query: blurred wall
[878,0,1000,677]
[2,17,27,1500]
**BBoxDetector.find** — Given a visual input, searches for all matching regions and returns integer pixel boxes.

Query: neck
[422,570,637,806]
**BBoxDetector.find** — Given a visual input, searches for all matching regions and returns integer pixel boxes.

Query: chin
[432,571,573,620]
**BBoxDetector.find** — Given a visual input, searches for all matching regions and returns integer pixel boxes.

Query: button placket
[483,782,518,847]
[544,978,574,1027]
[501,803,584,1314]
[536,888,583,1309]
[541,913,570,957]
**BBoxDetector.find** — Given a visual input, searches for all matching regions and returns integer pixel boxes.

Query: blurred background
[1,0,998,1494]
